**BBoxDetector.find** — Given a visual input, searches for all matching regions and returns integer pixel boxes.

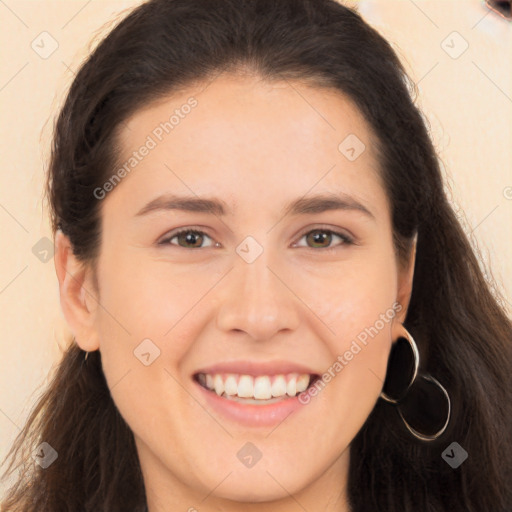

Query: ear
[54,230,100,351]
[394,233,417,326]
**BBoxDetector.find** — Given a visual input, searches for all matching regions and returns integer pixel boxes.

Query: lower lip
[194,380,311,427]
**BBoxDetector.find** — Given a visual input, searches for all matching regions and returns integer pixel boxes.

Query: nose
[215,253,301,342]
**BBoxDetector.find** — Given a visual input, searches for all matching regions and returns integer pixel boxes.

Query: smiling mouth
[194,372,320,404]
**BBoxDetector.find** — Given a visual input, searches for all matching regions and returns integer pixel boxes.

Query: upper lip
[193,360,320,377]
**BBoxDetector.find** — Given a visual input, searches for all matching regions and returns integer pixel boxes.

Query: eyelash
[158,226,355,251]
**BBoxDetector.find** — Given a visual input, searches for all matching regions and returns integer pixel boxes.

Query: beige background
[1,0,511,489]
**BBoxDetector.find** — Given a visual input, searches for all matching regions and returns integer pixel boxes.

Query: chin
[225,464,311,501]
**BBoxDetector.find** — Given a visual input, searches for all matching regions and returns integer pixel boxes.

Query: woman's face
[58,73,414,510]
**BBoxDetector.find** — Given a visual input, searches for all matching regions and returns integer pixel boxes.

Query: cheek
[300,249,398,340]
[94,248,202,350]
[92,249,227,428]
[89,251,190,416]
[296,248,398,395]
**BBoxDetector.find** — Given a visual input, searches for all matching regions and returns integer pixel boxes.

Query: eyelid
[293,224,355,248]
[157,226,215,246]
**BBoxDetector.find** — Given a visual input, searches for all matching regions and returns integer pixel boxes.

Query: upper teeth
[197,373,312,399]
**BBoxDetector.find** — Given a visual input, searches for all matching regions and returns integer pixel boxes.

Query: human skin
[55,72,416,512]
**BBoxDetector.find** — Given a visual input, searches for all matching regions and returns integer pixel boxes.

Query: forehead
[107,73,387,219]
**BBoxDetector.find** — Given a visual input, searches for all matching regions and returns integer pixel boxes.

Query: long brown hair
[2,1,511,510]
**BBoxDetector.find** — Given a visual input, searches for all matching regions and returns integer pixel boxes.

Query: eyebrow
[134,192,375,220]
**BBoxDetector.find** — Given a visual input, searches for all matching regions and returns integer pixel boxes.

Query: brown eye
[159,229,214,248]
[306,230,333,248]
[296,228,354,250]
